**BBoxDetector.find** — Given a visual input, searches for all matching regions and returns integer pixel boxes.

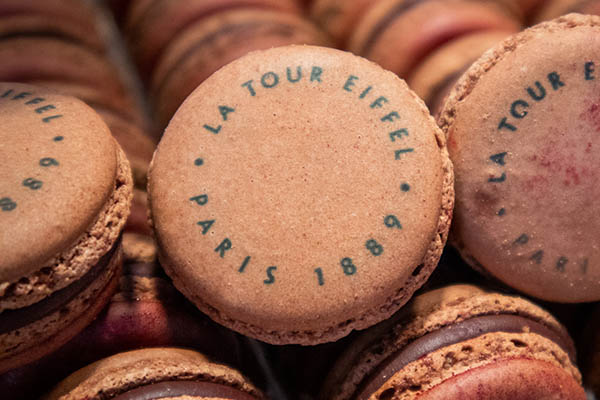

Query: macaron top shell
[44,347,262,400]
[0,83,117,282]
[439,14,600,302]
[149,45,453,344]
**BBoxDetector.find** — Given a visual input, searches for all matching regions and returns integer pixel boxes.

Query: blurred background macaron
[44,347,264,400]
[532,0,600,24]
[438,14,600,303]
[322,284,585,400]
[0,82,133,373]
[347,0,522,79]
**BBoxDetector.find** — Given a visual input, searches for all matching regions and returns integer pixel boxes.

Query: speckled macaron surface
[322,284,584,400]
[45,347,262,400]
[439,14,600,302]
[149,45,453,344]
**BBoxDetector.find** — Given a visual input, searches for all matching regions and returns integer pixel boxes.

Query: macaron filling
[111,380,257,400]
[355,314,574,400]
[0,236,121,335]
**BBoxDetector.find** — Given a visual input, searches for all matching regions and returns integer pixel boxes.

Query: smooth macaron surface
[438,14,600,302]
[149,45,453,344]
[0,83,117,285]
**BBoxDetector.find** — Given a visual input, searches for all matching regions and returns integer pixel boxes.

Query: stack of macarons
[118,0,331,127]
[0,82,133,376]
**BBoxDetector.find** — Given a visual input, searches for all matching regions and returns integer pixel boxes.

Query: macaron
[348,0,522,78]
[0,82,133,373]
[322,284,585,400]
[581,304,600,397]
[44,347,263,400]
[124,0,302,77]
[150,8,331,128]
[532,0,600,23]
[408,30,516,117]
[310,0,383,47]
[148,45,454,344]
[438,14,600,302]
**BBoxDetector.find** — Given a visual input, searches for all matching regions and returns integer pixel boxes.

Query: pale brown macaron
[45,347,263,400]
[532,0,600,23]
[347,0,522,79]
[124,0,302,77]
[310,0,383,47]
[150,8,331,128]
[408,30,516,117]
[148,45,454,345]
[322,284,585,400]
[0,83,133,373]
[438,14,600,302]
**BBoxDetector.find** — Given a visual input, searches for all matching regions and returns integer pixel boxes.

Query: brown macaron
[532,0,600,23]
[124,0,302,77]
[438,14,600,302]
[44,347,263,400]
[0,83,133,373]
[408,30,516,117]
[322,284,584,400]
[150,8,331,128]
[348,0,522,78]
[148,45,454,345]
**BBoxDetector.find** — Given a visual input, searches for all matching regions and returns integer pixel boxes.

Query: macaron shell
[0,84,116,282]
[0,242,122,374]
[416,358,586,400]
[310,0,382,46]
[44,347,261,400]
[408,30,516,112]
[348,0,521,78]
[151,9,331,127]
[0,14,104,52]
[322,284,574,400]
[1,140,133,310]
[0,0,97,28]
[149,45,453,343]
[125,0,302,73]
[369,331,580,399]
[438,14,600,302]
[533,0,600,23]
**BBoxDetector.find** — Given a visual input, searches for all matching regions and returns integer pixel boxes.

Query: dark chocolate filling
[111,380,257,400]
[354,314,575,400]
[0,237,121,335]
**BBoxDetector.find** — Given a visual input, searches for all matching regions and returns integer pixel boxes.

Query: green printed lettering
[219,105,235,121]
[548,72,565,90]
[343,75,359,91]
[203,124,221,134]
[42,115,62,123]
[394,148,414,160]
[497,208,506,216]
[314,267,324,286]
[190,194,208,205]
[263,266,277,284]
[490,152,507,166]
[526,82,546,101]
[341,258,356,275]
[581,258,589,274]
[215,238,232,258]
[23,178,42,190]
[35,104,54,113]
[310,66,323,82]
[585,62,595,80]
[39,157,59,167]
[488,172,506,183]
[1,89,13,97]
[498,117,517,132]
[556,256,568,272]
[25,97,45,105]
[365,239,383,256]
[384,215,402,229]
[530,250,543,264]
[242,80,256,96]
[359,86,372,99]
[197,219,214,234]
[389,129,408,142]
[381,111,400,123]
[286,66,302,83]
[370,96,388,108]
[400,183,410,192]
[238,256,251,273]
[261,71,279,88]
[514,234,529,245]
[510,100,529,119]
[13,92,31,100]
[0,197,17,211]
